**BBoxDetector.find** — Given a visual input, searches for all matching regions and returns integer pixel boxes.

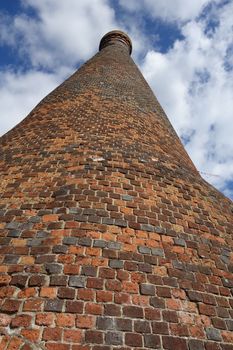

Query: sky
[0,0,233,199]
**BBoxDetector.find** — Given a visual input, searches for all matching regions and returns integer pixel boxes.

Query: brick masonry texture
[0,30,233,349]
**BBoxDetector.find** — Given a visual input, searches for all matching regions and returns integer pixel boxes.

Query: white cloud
[141,0,233,197]
[1,0,118,69]
[119,0,216,22]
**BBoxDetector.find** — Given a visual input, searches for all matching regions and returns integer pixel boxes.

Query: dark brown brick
[144,334,161,348]
[188,339,205,350]
[157,286,171,298]
[105,332,123,345]
[85,330,103,344]
[96,317,114,330]
[115,318,132,331]
[44,299,63,312]
[57,287,75,299]
[198,303,216,316]
[125,333,142,347]
[123,305,143,318]
[162,336,188,350]
[186,290,203,302]
[10,275,28,288]
[104,304,121,316]
[162,310,178,323]
[150,296,165,308]
[81,266,98,277]
[11,314,32,328]
[140,283,155,295]
[28,275,46,287]
[152,321,169,334]
[50,275,68,286]
[212,317,226,329]
[1,299,21,314]
[134,320,150,333]
[66,300,84,314]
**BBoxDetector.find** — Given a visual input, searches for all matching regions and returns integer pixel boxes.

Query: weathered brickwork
[0,31,233,349]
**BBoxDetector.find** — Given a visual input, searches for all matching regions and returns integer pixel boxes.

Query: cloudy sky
[0,0,233,199]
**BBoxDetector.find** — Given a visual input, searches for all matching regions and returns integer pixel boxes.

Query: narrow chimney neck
[99,30,132,55]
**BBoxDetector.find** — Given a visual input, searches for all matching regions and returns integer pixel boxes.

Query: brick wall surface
[0,31,233,350]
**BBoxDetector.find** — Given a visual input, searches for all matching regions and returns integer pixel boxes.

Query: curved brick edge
[99,30,132,54]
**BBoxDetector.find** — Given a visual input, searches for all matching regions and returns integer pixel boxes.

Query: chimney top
[99,30,132,55]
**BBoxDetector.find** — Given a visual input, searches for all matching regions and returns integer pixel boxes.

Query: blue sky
[0,0,233,199]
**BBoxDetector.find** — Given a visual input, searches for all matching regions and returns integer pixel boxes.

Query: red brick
[87,278,104,289]
[21,344,34,350]
[105,279,122,291]
[77,288,95,301]
[36,313,54,326]
[85,303,103,315]
[166,298,181,310]
[56,313,75,327]
[198,303,216,316]
[64,329,82,343]
[205,343,221,350]
[96,290,113,302]
[6,337,24,350]
[0,313,11,326]
[114,292,130,304]
[117,269,129,281]
[40,287,57,298]
[222,330,233,343]
[76,315,95,328]
[0,275,11,285]
[43,214,59,222]
[21,329,40,342]
[18,287,37,298]
[99,267,115,279]
[0,286,16,298]
[64,264,80,275]
[43,327,62,341]
[170,323,189,336]
[23,299,43,311]
[189,325,205,338]
[145,307,161,320]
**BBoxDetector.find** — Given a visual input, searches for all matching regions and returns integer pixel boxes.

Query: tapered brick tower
[0,31,233,350]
